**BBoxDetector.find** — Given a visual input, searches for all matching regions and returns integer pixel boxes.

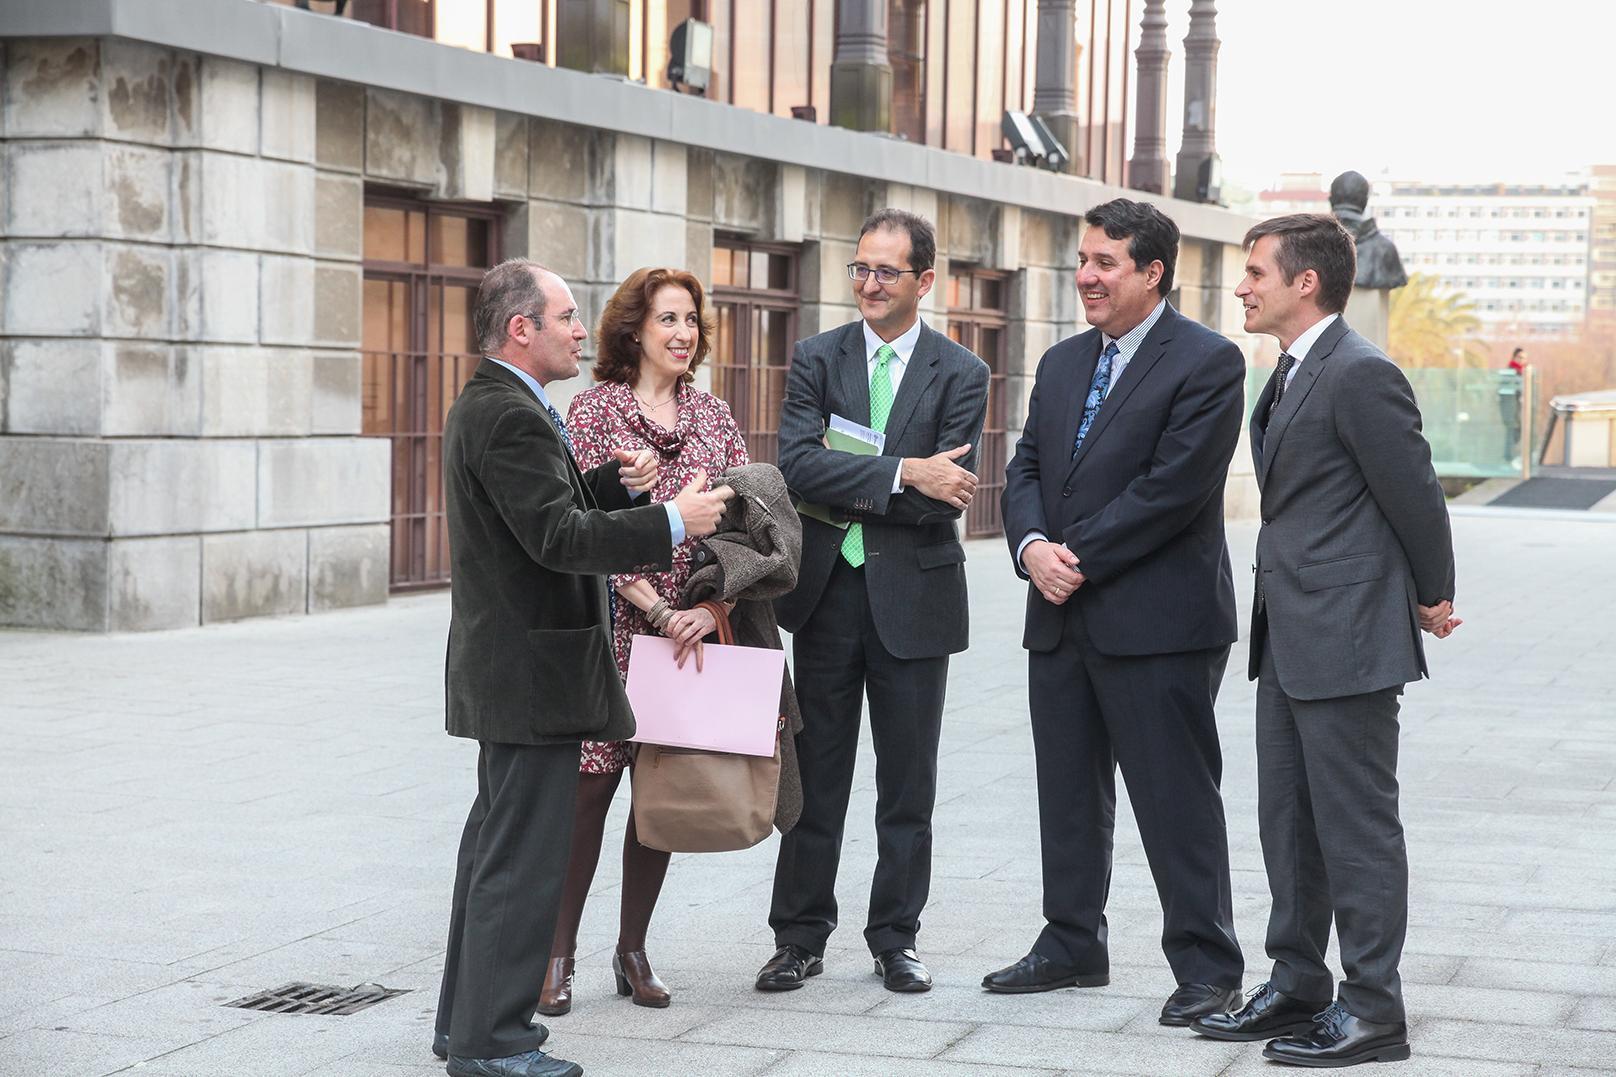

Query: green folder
[794,416,884,528]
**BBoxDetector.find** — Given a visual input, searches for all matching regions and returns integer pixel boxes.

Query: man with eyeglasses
[758,209,989,996]
[433,259,734,1077]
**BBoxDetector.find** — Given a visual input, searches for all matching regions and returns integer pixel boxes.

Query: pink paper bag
[625,634,786,757]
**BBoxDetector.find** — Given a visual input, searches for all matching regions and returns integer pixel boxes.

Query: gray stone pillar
[830,0,892,133]
[1128,0,1170,194]
[1173,0,1221,202]
[556,0,630,77]
[1032,0,1082,174]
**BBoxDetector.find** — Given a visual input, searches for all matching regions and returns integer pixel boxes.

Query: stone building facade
[0,0,1259,631]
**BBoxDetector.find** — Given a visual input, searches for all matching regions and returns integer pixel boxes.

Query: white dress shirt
[863,318,924,493]
[485,357,684,544]
[1281,312,1340,387]
[1099,298,1167,398]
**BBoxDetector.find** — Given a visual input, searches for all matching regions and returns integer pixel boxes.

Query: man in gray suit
[758,209,989,995]
[1191,215,1460,1067]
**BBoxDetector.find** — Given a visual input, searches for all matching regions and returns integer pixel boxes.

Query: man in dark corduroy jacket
[431,259,731,1077]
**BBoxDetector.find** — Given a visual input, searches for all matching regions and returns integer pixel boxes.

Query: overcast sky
[1154,0,1614,188]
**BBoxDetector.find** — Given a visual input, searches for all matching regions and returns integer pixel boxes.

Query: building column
[1032,0,1082,174]
[1173,0,1221,202]
[1128,0,1170,194]
[556,0,630,77]
[829,0,892,133]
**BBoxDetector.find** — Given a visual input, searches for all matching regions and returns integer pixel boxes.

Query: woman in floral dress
[538,267,749,1015]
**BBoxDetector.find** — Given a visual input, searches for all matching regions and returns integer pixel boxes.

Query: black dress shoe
[755,944,823,992]
[981,952,1109,994]
[1263,1001,1410,1068]
[445,1048,581,1077]
[1159,982,1243,1026]
[873,948,932,992]
[1191,982,1333,1041]
[435,1025,547,1060]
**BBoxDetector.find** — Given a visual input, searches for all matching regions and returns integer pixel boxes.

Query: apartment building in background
[1376,180,1596,338]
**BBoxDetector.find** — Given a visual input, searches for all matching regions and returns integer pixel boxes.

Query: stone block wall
[0,39,385,630]
[0,31,1259,631]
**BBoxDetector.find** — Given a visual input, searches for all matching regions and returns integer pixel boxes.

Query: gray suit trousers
[1255,643,1407,1024]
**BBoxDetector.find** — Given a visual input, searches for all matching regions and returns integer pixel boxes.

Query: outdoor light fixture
[1001,110,1046,166]
[1000,110,1069,172]
[667,18,713,94]
[1027,114,1070,173]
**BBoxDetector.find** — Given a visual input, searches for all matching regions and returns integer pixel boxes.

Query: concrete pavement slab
[2,512,1615,1074]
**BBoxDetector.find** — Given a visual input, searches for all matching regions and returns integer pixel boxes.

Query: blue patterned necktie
[1072,341,1120,457]
[546,402,575,457]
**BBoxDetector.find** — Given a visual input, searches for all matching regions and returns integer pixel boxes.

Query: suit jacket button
[1262,517,1273,525]
[1062,487,1072,497]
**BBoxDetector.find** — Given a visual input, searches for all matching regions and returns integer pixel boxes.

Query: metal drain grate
[226,981,410,1016]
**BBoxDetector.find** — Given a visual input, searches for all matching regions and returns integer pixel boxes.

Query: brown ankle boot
[613,950,671,1008]
[536,956,575,1016]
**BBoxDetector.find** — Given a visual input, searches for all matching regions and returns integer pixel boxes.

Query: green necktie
[841,344,896,567]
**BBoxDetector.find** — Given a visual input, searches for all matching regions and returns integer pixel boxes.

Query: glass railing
[1245,365,1540,479]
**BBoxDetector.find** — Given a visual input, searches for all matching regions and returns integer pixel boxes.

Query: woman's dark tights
[547,768,672,959]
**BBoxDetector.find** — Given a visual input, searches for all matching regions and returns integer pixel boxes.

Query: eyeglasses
[846,263,922,286]
[523,309,584,328]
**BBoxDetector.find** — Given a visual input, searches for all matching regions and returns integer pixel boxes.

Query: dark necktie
[1072,341,1120,457]
[545,402,575,457]
[1265,352,1297,428]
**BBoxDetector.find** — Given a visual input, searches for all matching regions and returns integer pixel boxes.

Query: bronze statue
[1330,170,1407,290]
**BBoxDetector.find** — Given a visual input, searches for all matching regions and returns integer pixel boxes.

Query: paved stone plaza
[2,511,1614,1076]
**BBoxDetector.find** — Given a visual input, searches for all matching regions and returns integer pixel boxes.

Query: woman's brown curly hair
[593,267,715,385]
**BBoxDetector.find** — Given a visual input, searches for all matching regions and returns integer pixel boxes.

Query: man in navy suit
[985,199,1246,1026]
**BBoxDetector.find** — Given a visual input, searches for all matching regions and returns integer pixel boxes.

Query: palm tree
[1388,274,1486,367]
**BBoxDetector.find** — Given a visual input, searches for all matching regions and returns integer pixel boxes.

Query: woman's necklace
[634,386,677,410]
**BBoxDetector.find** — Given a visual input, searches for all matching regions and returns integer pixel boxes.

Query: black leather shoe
[873,948,932,992]
[981,952,1109,994]
[445,1048,582,1077]
[436,1026,547,1060]
[1262,1002,1411,1067]
[1159,982,1243,1026]
[755,944,823,991]
[1191,982,1333,1041]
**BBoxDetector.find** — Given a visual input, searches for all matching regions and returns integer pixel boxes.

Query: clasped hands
[1025,539,1084,606]
[1417,599,1463,639]
[662,604,717,672]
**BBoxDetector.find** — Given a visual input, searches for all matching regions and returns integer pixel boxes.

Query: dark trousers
[1027,606,1242,986]
[436,741,580,1059]
[1256,643,1407,1024]
[769,559,948,957]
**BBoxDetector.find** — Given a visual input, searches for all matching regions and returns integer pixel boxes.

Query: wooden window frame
[362,190,503,591]
[946,265,1011,537]
[709,235,802,465]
